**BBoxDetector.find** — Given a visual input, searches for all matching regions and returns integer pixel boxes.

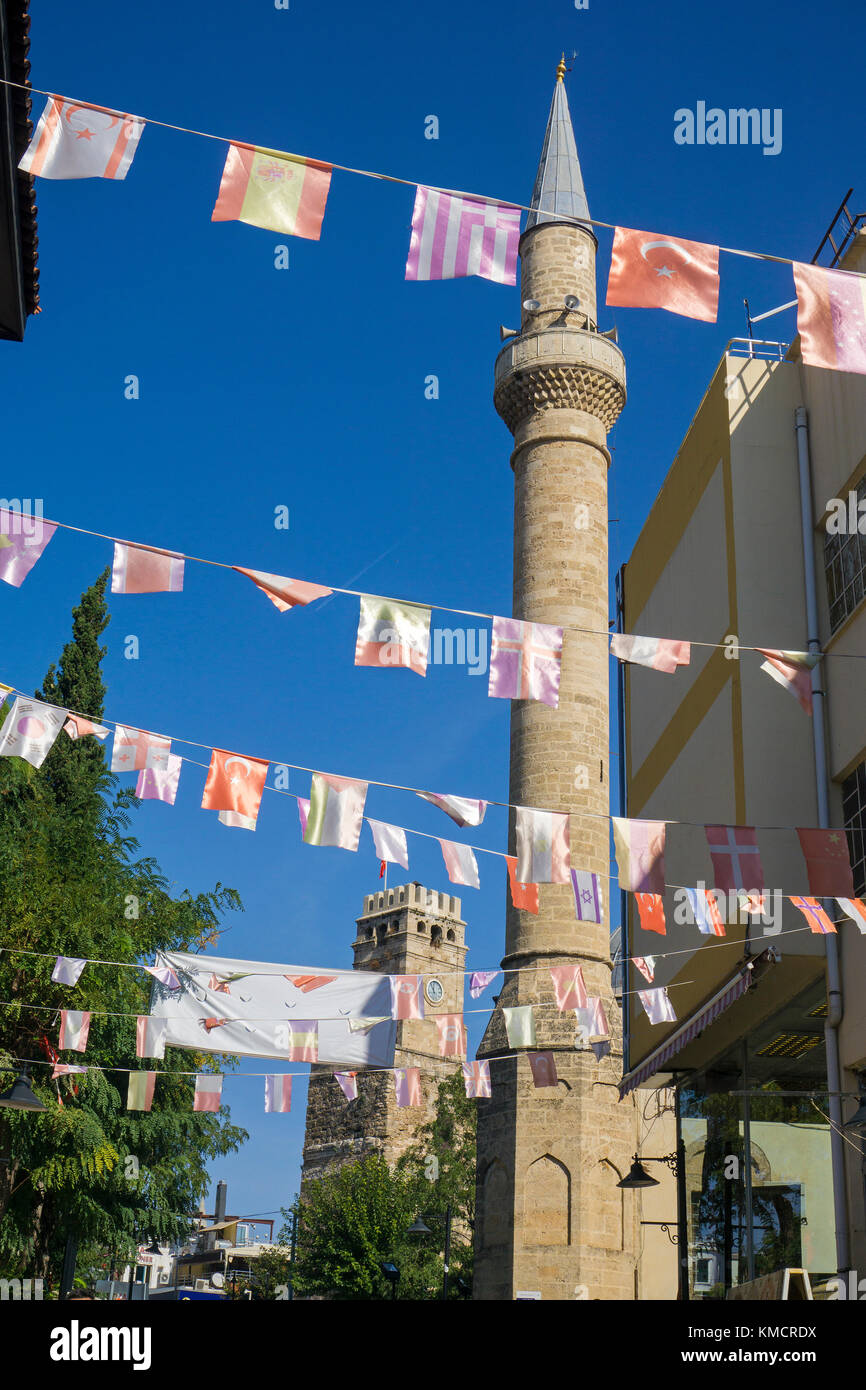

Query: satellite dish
[564,295,581,310]
[522,298,541,312]
[212,1271,225,1288]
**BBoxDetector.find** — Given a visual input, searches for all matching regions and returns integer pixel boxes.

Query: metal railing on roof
[727,337,789,361]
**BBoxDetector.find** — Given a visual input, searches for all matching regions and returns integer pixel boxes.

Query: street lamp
[407,1207,453,1301]
[0,1068,46,1111]
[379,1261,400,1299]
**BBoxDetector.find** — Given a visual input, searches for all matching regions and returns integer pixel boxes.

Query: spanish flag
[212,143,331,239]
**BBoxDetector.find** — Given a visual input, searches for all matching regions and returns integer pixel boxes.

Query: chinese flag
[636,892,666,935]
[505,855,539,914]
[606,226,720,322]
[201,748,269,822]
[796,828,855,898]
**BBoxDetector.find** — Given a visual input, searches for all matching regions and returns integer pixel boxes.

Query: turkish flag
[528,1051,558,1088]
[606,226,720,322]
[796,828,855,898]
[201,748,269,821]
[505,855,539,914]
[636,892,666,935]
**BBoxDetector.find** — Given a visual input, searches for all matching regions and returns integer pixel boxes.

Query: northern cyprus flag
[515,807,570,884]
[19,96,145,179]
[0,696,68,768]
[304,773,368,851]
[355,596,431,676]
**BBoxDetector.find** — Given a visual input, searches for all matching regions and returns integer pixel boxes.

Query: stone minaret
[301,883,467,1184]
[473,62,640,1300]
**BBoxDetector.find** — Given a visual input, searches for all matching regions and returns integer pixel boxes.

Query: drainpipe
[794,405,850,1273]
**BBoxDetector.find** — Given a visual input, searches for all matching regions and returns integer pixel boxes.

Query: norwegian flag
[705,825,764,893]
[790,896,837,935]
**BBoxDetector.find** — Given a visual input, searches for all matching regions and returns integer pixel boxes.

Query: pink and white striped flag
[390,976,425,1020]
[59,1010,90,1052]
[51,956,86,986]
[515,807,570,884]
[335,1071,358,1101]
[550,964,587,1011]
[528,1051,558,1088]
[264,1075,293,1113]
[488,618,563,707]
[111,542,184,594]
[127,1072,157,1111]
[439,838,480,889]
[436,1015,467,1058]
[462,1060,492,1099]
[136,754,182,806]
[610,633,691,673]
[416,792,487,827]
[19,97,144,179]
[136,1016,167,1060]
[405,187,521,285]
[394,1067,422,1108]
[193,1074,223,1112]
[638,988,677,1025]
[367,818,409,870]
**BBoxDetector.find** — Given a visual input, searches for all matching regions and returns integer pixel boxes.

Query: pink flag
[469,971,498,999]
[287,1021,319,1062]
[193,1075,223,1112]
[791,896,837,935]
[390,976,425,1020]
[394,1067,422,1107]
[792,260,866,374]
[550,964,587,1011]
[233,567,332,612]
[528,1051,558,1088]
[436,1014,467,1057]
[111,542,184,594]
[515,807,570,883]
[63,716,109,741]
[367,818,409,869]
[796,828,855,898]
[51,956,86,986]
[632,956,656,983]
[610,633,691,673]
[59,1010,90,1052]
[439,838,480,889]
[144,964,180,990]
[705,825,764,893]
[575,997,609,1040]
[297,797,310,837]
[19,96,144,179]
[405,187,521,284]
[488,617,563,707]
[264,1075,293,1113]
[136,753,182,806]
[0,509,56,586]
[52,1063,87,1079]
[756,649,817,715]
[638,988,677,1025]
[335,1071,358,1101]
[416,791,487,827]
[136,1016,167,1060]
[612,818,666,894]
[462,1060,492,1099]
[111,725,172,774]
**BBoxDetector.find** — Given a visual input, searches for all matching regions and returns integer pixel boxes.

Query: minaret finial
[556,53,567,82]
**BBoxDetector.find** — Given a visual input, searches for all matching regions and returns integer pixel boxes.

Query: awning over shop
[619,962,756,1097]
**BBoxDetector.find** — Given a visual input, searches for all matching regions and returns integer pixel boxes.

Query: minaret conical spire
[525,59,591,231]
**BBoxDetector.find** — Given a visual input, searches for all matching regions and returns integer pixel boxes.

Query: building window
[825,481,866,632]
[842,761,866,897]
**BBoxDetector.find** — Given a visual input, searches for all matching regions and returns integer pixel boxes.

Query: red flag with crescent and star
[606,226,720,322]
[19,96,144,180]
[201,748,269,823]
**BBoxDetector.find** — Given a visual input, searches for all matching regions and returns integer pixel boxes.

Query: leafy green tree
[0,573,247,1282]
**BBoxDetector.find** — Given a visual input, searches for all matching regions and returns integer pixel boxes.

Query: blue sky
[4,0,863,1225]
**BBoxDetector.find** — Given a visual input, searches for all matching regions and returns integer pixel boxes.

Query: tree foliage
[0,572,247,1280]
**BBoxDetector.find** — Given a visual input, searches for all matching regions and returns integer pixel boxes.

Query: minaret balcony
[494,325,626,434]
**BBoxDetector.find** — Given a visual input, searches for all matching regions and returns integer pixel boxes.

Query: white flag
[51,956,87,986]
[0,696,68,768]
[367,818,409,869]
[218,810,257,831]
[416,792,487,827]
[638,987,677,1025]
[335,1071,358,1101]
[19,96,145,180]
[136,1016,168,1060]
[439,838,480,889]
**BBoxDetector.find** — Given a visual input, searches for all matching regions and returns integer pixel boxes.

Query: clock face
[425,978,444,1005]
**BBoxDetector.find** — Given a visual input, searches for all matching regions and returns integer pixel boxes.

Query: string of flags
[8,83,866,372]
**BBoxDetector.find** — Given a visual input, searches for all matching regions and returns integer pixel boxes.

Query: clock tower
[301,882,468,1185]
